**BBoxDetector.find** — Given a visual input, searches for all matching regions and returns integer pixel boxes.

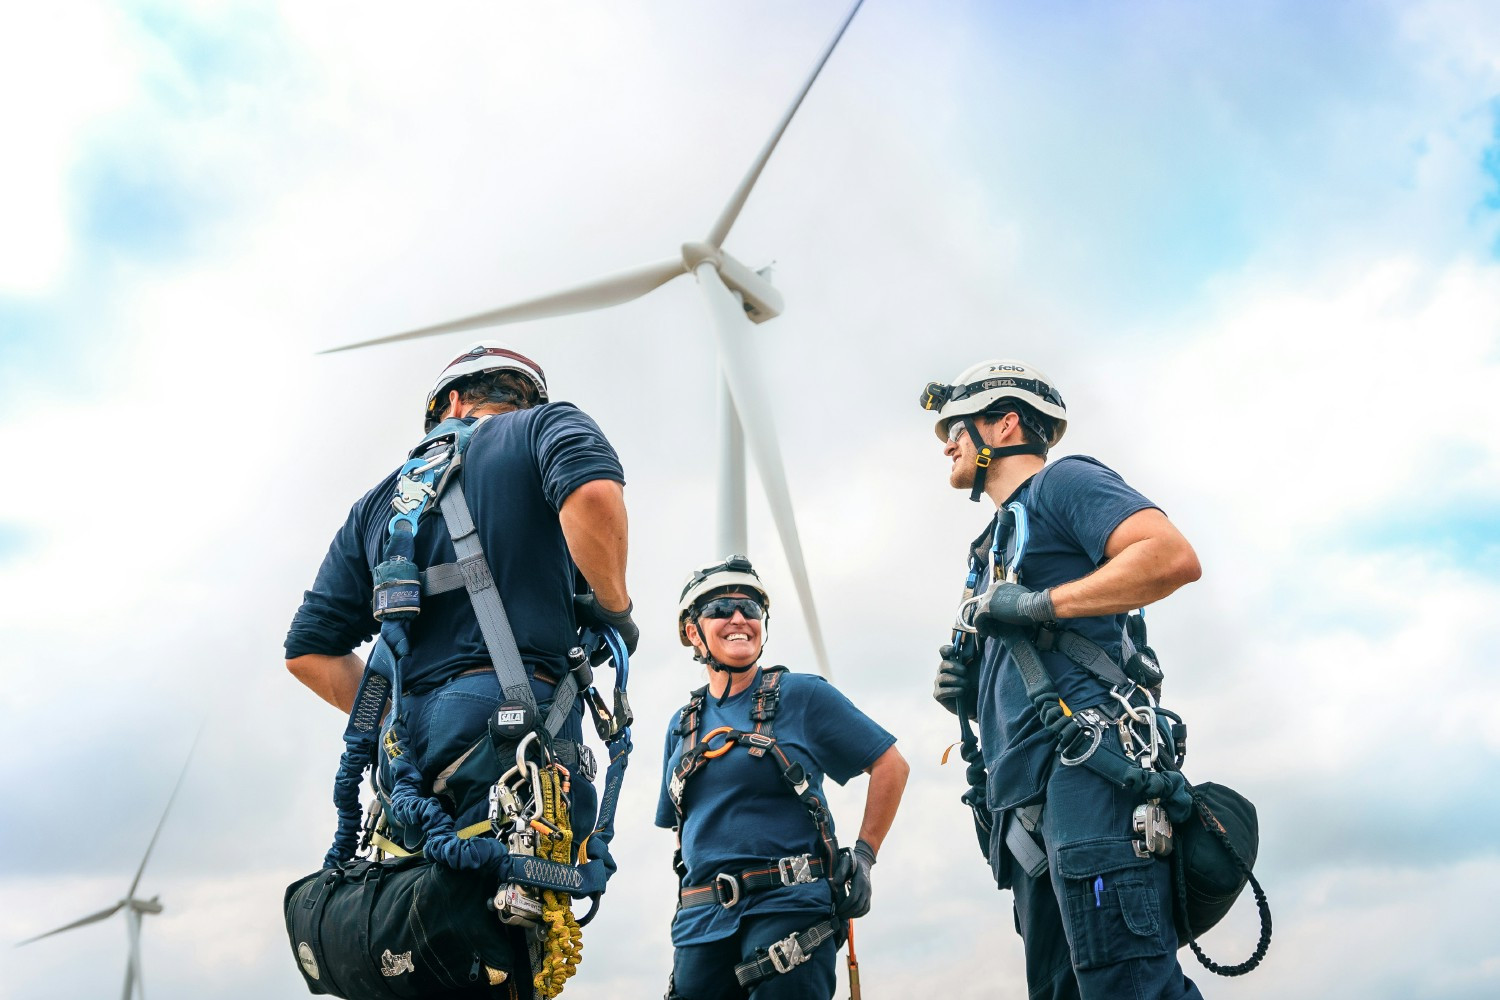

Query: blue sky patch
[0,524,34,565]
[1338,507,1500,577]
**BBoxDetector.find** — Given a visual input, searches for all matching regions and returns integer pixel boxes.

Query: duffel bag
[284,855,529,999]
[1174,781,1271,976]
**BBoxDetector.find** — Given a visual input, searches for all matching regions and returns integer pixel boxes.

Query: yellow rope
[533,765,582,998]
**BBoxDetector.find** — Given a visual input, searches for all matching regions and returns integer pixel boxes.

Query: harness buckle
[767,934,808,974]
[739,731,774,757]
[715,873,741,908]
[777,854,816,886]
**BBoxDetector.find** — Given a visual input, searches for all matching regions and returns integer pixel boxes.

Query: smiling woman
[655,555,909,1000]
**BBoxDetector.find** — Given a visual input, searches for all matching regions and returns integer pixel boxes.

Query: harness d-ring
[700,726,737,759]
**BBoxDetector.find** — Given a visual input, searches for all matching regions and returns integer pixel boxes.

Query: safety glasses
[946,420,970,444]
[697,597,765,621]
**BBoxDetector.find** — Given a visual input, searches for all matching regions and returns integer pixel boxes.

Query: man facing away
[924,359,1204,999]
[285,340,637,893]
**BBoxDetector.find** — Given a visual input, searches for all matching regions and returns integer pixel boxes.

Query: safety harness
[949,459,1270,976]
[666,667,847,989]
[323,415,635,997]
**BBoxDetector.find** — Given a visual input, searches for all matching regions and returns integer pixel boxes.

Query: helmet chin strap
[964,416,1046,503]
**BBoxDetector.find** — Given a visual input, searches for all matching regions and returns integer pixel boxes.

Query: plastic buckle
[777,854,816,886]
[767,934,807,974]
[975,448,992,469]
[715,873,741,909]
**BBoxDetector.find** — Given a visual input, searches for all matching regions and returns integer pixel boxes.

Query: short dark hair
[983,401,1054,449]
[446,370,540,413]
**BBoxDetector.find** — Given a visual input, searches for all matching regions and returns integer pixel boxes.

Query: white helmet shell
[921,359,1067,446]
[676,555,771,646]
[424,342,549,428]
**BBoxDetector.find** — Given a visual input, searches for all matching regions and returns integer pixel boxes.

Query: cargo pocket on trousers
[1056,838,1167,970]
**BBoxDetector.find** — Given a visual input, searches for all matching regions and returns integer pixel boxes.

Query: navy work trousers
[670,910,839,1000]
[1008,738,1202,1000]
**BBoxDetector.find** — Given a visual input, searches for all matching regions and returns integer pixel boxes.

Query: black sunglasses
[696,597,765,621]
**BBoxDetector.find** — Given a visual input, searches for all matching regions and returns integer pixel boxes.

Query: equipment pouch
[284,856,527,999]
[1175,781,1259,941]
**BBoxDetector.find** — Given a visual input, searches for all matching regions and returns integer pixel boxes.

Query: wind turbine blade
[15,902,125,945]
[126,729,200,901]
[694,264,832,677]
[320,258,686,354]
[704,0,866,248]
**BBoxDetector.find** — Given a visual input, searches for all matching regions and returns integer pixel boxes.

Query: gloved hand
[574,594,640,656]
[835,839,877,919]
[975,581,1055,632]
[932,644,976,717]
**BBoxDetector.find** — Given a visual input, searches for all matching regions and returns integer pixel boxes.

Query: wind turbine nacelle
[682,242,784,324]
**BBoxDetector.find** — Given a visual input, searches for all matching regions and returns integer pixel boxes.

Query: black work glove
[975,582,1055,632]
[933,644,977,717]
[835,839,877,919]
[574,594,639,657]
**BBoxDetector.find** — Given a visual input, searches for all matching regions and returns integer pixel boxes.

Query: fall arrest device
[666,667,849,989]
[323,415,635,997]
[947,459,1270,977]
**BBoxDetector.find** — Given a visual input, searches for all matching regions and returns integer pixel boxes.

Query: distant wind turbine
[18,738,198,1000]
[322,1,869,678]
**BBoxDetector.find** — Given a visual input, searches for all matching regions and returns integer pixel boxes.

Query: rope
[533,765,582,997]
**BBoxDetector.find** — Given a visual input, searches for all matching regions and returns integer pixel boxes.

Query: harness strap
[733,919,841,987]
[436,478,577,739]
[1003,805,1048,877]
[419,562,466,596]
[1036,626,1133,689]
[677,855,831,909]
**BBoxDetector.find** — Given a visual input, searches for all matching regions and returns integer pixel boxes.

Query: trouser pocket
[1055,837,1169,970]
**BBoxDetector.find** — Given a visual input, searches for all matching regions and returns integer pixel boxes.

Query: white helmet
[424,341,548,430]
[676,554,771,646]
[920,359,1067,447]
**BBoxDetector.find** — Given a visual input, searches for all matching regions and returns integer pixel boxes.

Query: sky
[2,0,1499,997]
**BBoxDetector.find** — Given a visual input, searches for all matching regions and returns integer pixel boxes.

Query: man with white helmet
[657,556,908,999]
[921,360,1203,999]
[284,341,635,983]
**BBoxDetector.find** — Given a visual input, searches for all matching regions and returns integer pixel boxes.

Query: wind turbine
[323,1,869,678]
[17,739,198,1000]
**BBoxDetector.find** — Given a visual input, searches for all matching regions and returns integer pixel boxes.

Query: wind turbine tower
[17,743,197,1000]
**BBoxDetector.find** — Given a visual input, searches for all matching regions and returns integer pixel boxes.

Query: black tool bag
[284,856,528,999]
[1173,781,1270,976]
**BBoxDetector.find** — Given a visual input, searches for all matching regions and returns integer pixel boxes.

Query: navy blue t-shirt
[284,404,624,693]
[975,456,1157,814]
[655,667,895,946]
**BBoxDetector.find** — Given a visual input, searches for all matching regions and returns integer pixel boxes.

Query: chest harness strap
[666,667,846,982]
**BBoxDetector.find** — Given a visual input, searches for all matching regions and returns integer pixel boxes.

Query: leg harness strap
[733,919,840,988]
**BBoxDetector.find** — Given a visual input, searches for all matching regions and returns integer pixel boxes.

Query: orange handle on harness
[700,726,738,759]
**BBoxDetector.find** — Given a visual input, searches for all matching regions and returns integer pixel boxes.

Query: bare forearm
[559,479,630,611]
[287,653,365,713]
[855,745,909,855]
[1051,537,1201,618]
